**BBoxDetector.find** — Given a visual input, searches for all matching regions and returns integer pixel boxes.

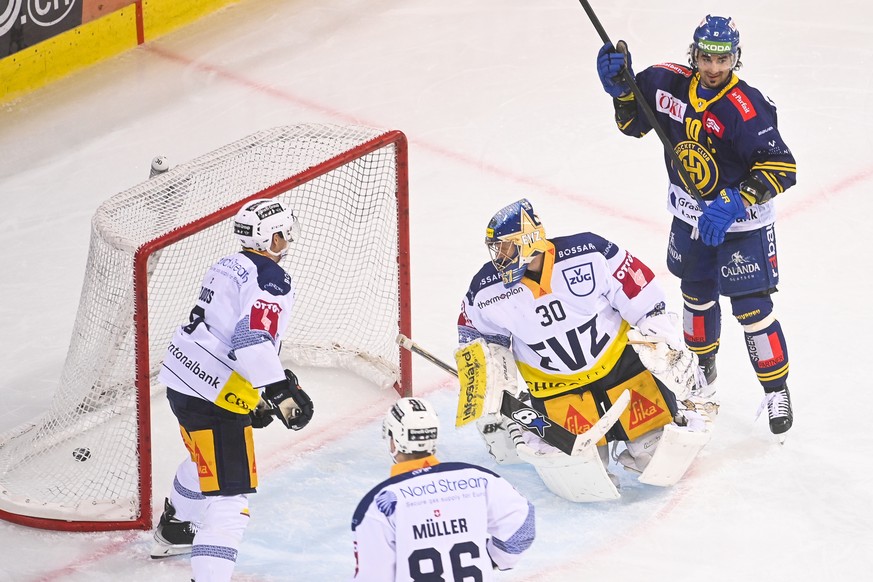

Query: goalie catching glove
[628,312,704,401]
[250,369,314,430]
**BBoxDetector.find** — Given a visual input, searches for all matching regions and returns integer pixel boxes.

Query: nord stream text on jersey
[399,476,489,498]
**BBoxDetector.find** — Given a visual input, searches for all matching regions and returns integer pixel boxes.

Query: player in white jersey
[350,397,535,581]
[457,199,710,499]
[151,199,315,582]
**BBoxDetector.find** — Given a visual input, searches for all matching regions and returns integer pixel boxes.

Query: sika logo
[0,0,77,37]
[628,391,664,429]
[564,404,593,435]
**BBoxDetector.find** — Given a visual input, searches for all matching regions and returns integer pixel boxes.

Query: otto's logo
[612,252,653,299]
[1,0,77,37]
[250,300,281,336]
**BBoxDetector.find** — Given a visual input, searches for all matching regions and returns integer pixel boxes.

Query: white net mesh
[0,124,407,526]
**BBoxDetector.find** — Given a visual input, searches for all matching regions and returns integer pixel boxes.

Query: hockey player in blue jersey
[596,15,796,435]
[350,397,535,581]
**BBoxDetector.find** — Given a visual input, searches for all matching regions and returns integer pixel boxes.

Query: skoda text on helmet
[485,198,550,287]
[382,397,439,456]
[233,198,300,260]
[689,15,742,71]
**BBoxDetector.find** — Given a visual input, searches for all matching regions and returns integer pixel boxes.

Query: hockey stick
[396,334,630,455]
[578,0,708,209]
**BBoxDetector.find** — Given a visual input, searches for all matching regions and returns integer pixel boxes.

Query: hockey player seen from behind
[596,15,796,436]
[350,397,535,581]
[151,198,315,582]
[457,199,711,502]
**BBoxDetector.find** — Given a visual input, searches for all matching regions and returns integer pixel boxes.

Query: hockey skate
[759,384,793,437]
[150,498,197,559]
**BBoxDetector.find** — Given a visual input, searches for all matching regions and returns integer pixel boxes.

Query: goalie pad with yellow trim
[454,339,517,427]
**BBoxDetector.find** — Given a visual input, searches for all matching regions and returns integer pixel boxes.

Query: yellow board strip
[1,0,242,104]
[143,0,240,42]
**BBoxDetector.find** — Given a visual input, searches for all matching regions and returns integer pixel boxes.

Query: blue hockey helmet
[689,15,742,70]
[485,198,549,287]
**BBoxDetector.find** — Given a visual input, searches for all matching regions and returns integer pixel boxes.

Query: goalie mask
[486,198,549,287]
[689,15,742,71]
[234,198,300,259]
[383,397,439,458]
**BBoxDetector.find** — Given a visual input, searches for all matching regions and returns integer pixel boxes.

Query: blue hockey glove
[597,41,633,98]
[698,188,747,246]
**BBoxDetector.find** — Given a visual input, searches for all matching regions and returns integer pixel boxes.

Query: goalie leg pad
[516,441,620,502]
[620,427,664,473]
[455,338,518,427]
[638,421,712,487]
[476,414,524,465]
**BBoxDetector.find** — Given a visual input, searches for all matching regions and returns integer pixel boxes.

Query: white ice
[0,0,870,580]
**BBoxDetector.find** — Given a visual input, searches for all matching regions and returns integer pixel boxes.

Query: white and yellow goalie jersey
[458,233,668,400]
[350,456,535,581]
[158,250,296,414]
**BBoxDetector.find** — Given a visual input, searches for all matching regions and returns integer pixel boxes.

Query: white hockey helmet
[233,198,300,257]
[383,397,440,456]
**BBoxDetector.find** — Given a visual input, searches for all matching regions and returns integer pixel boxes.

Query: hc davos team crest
[562,262,595,297]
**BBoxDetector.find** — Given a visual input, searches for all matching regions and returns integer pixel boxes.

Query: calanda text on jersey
[620,64,797,231]
[459,234,670,399]
[158,250,295,414]
[350,457,534,581]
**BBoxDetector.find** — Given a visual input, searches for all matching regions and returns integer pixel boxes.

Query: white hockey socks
[171,459,207,524]
[191,494,250,582]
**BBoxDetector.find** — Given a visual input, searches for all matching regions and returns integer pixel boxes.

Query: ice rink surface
[0,0,870,580]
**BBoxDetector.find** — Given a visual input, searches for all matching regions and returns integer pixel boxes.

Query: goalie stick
[396,334,630,456]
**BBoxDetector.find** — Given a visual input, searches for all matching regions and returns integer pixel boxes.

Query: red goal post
[0,124,412,531]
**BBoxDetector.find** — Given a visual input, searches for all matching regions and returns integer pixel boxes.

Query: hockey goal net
[0,124,411,531]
